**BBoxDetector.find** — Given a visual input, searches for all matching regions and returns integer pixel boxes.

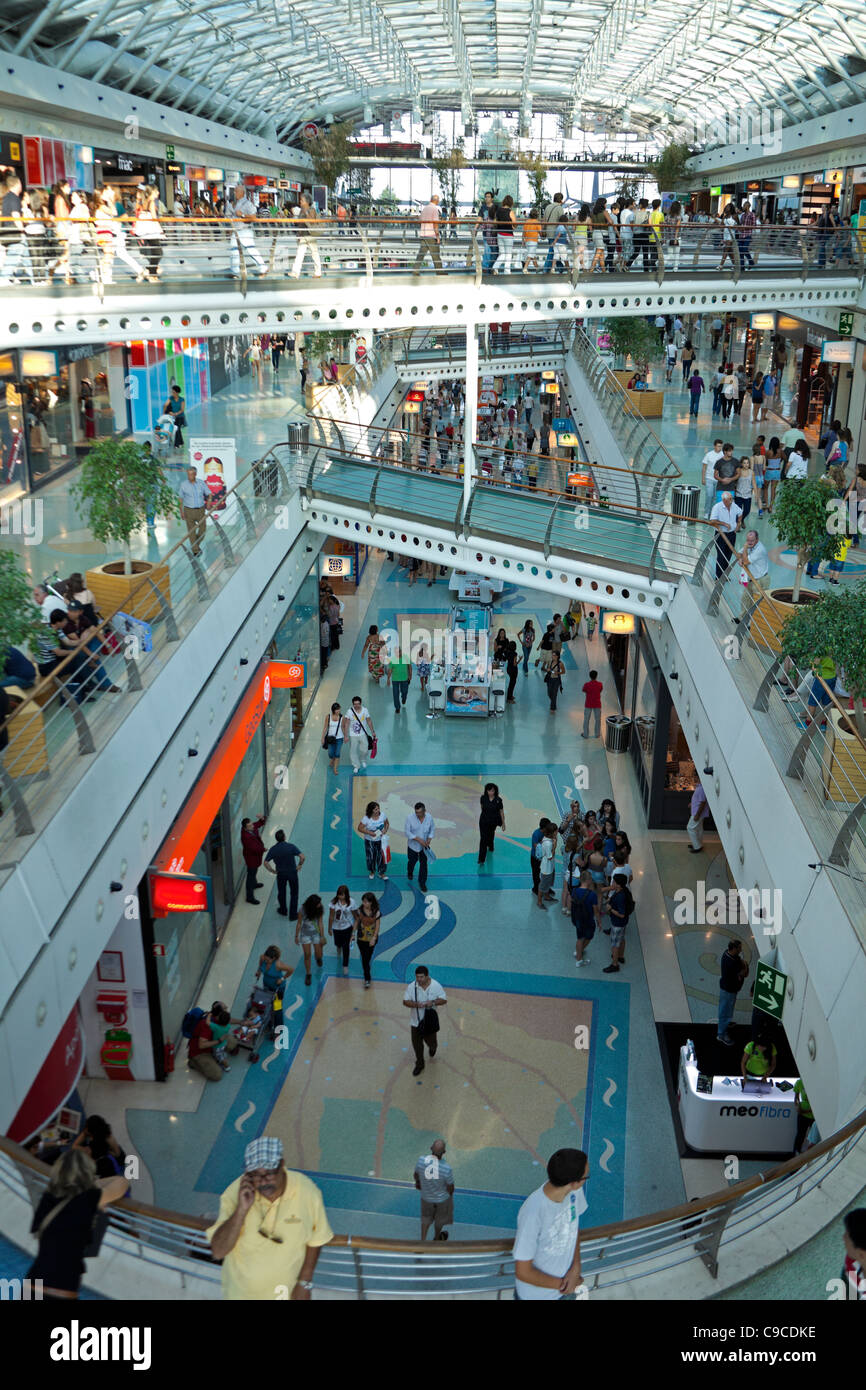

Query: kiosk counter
[677,1045,798,1155]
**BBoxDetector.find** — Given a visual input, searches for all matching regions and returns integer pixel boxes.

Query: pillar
[464,321,478,511]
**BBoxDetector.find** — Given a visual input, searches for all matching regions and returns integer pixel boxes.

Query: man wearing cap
[207,1136,333,1300]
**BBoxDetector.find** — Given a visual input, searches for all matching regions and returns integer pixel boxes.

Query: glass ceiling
[1,0,864,146]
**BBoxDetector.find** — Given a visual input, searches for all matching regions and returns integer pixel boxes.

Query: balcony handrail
[571,326,682,479]
[1,1107,863,1293]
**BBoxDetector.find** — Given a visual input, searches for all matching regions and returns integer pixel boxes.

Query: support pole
[463,321,478,513]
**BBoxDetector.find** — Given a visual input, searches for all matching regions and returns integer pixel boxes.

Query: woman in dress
[478,781,505,864]
[328,884,359,977]
[295,893,326,986]
[362,624,386,681]
[321,701,344,775]
[415,644,432,696]
[763,436,784,514]
[357,800,389,881]
[356,892,381,989]
[518,620,536,674]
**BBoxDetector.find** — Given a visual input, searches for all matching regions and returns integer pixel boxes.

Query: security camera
[669,670,679,681]
[703,764,713,777]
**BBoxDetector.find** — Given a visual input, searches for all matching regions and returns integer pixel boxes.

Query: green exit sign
[752,964,787,1021]
[839,311,854,337]
[165,144,175,160]
[279,168,287,179]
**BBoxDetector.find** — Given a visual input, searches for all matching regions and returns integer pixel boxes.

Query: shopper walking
[179,466,211,557]
[328,885,358,977]
[478,781,505,864]
[404,964,447,1076]
[207,1136,333,1300]
[356,892,381,988]
[581,669,603,738]
[343,694,375,773]
[701,439,725,518]
[240,813,266,903]
[717,938,748,1045]
[405,801,435,893]
[295,893,325,986]
[412,194,444,275]
[414,1140,454,1241]
[320,701,343,775]
[289,192,322,279]
[357,800,389,881]
[709,491,743,579]
[388,646,412,712]
[545,651,565,711]
[263,828,305,918]
[687,367,706,417]
[686,781,709,853]
[518,620,535,674]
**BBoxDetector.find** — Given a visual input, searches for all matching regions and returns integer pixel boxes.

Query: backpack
[182,1006,206,1039]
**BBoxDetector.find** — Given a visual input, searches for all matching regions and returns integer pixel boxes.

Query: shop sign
[165,144,176,160]
[117,155,134,173]
[782,176,801,189]
[405,389,426,403]
[823,169,843,184]
[558,435,580,447]
[541,371,557,380]
[166,162,184,176]
[187,165,206,180]
[150,872,209,918]
[821,340,855,364]
[750,312,776,330]
[709,186,722,196]
[543,382,559,394]
[302,123,319,140]
[321,554,353,578]
[567,470,592,487]
[205,168,224,182]
[403,400,420,413]
[552,416,574,432]
[752,964,787,1020]
[602,612,636,635]
[838,311,854,338]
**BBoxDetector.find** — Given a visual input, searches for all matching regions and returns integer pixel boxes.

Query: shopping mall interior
[0,0,865,1336]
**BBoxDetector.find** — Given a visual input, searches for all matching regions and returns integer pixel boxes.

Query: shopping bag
[381,832,391,863]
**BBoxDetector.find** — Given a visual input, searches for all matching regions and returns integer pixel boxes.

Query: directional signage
[165,144,175,160]
[552,416,574,433]
[838,311,854,338]
[752,963,787,1021]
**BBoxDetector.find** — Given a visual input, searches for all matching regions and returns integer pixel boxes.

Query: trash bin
[287,421,310,452]
[605,715,632,753]
[670,483,700,524]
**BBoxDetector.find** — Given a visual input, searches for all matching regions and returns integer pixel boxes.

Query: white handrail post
[464,320,479,512]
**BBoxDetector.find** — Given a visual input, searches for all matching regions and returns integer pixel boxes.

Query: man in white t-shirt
[700,439,724,518]
[709,491,743,579]
[33,584,68,622]
[413,195,444,276]
[342,694,375,773]
[403,964,447,1076]
[513,1148,589,1300]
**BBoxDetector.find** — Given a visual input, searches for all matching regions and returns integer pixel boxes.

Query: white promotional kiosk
[427,603,507,716]
[677,1044,799,1154]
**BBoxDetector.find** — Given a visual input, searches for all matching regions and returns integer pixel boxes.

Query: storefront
[126,336,211,435]
[319,538,369,592]
[93,148,166,205]
[628,622,701,829]
[0,343,128,496]
[270,559,322,719]
[0,129,23,184]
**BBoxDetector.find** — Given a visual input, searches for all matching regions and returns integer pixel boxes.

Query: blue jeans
[689,393,701,416]
[717,987,737,1039]
[392,678,408,710]
[522,645,530,673]
[326,735,343,761]
[482,238,497,270]
[543,230,567,272]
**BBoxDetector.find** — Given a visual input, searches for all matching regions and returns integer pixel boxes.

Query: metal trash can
[670,483,700,524]
[605,715,632,753]
[287,421,310,452]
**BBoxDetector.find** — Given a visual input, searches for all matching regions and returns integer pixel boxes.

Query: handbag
[416,984,439,1036]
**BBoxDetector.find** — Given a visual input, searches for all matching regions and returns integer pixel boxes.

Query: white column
[463,321,478,511]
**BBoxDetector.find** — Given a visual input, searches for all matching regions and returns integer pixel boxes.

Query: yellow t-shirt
[649,209,664,242]
[206,1170,334,1300]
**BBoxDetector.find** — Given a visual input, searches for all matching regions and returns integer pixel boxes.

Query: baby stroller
[153,413,174,460]
[232,977,286,1063]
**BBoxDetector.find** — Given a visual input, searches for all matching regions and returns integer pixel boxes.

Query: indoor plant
[71,437,181,623]
[751,475,842,650]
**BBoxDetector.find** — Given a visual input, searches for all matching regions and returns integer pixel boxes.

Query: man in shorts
[414,1139,455,1241]
[603,873,634,973]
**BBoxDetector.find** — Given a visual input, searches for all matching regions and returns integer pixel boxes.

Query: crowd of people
[1,575,121,713]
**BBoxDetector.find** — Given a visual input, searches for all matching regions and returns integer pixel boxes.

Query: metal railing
[689,533,866,935]
[1,215,862,297]
[0,441,310,872]
[2,1108,863,1298]
[571,325,681,489]
[393,322,570,366]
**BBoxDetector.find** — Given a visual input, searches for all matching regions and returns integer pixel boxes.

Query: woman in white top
[357,799,389,881]
[784,442,809,480]
[321,701,344,775]
[328,884,359,977]
[247,336,265,390]
[342,695,375,772]
[718,204,738,271]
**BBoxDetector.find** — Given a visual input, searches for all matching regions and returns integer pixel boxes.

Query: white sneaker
[369,873,375,880]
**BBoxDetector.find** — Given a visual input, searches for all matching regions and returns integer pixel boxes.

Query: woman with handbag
[357,800,389,881]
[545,652,565,712]
[322,701,344,774]
[478,781,505,864]
[27,1148,127,1299]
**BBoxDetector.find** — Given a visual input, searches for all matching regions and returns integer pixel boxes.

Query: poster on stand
[189,436,237,514]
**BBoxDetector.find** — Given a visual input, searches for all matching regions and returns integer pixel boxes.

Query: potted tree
[751,475,842,651]
[779,582,866,801]
[604,317,665,416]
[0,550,53,767]
[71,437,181,623]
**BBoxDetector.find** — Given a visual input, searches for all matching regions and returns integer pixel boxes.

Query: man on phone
[207,1137,333,1300]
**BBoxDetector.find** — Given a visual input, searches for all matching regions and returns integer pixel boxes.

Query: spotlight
[669,669,679,681]
[188,748,199,757]
[703,764,713,777]
[109,881,123,893]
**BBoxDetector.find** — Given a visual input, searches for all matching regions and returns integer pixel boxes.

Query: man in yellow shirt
[649,198,664,270]
[207,1136,333,1300]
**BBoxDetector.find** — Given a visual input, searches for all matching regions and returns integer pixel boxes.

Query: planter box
[821,709,866,803]
[611,372,664,415]
[1,685,48,776]
[749,587,820,655]
[85,560,171,625]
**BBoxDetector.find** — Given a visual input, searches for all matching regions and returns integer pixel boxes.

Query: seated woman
[256,943,293,991]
